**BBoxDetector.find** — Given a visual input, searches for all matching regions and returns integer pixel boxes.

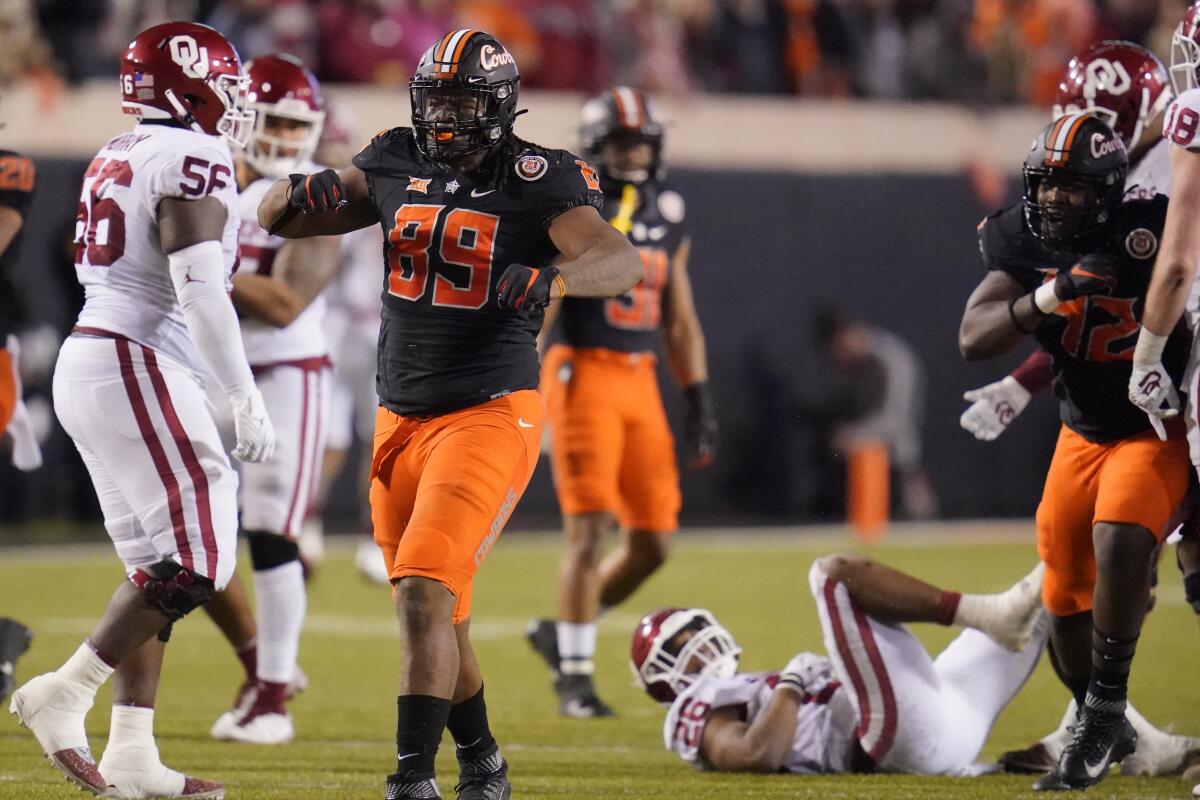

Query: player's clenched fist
[776,652,832,697]
[497,264,560,312]
[1054,253,1118,301]
[230,387,276,463]
[286,169,347,214]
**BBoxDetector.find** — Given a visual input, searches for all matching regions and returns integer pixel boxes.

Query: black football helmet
[580,87,664,183]
[1023,112,1128,248]
[409,29,520,161]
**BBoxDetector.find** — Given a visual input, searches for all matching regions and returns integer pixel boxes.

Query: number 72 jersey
[977,194,1190,443]
[72,123,240,377]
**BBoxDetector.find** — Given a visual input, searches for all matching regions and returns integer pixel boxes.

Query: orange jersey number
[1053,295,1140,362]
[387,204,500,309]
[605,247,669,331]
[0,156,34,193]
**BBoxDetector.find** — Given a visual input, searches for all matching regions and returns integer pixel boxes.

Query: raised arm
[958,270,1039,361]
[257,166,377,239]
[231,235,341,327]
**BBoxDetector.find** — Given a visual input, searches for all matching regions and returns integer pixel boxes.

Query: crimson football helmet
[631,608,741,704]
[120,22,252,147]
[1172,1,1200,94]
[1053,41,1171,149]
[243,54,325,178]
[409,29,520,161]
[580,87,665,184]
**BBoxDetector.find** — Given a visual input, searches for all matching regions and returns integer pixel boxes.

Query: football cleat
[8,672,108,795]
[100,746,224,798]
[210,682,293,745]
[554,674,615,719]
[1034,711,1136,791]
[999,741,1058,774]
[524,619,559,675]
[0,617,33,704]
[1120,732,1200,776]
[384,775,441,799]
[455,756,510,800]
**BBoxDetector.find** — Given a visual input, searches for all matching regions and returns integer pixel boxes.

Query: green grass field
[1,523,1198,799]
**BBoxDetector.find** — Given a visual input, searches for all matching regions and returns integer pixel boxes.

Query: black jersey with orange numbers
[559,177,687,354]
[353,128,603,416]
[0,150,35,340]
[977,195,1188,443]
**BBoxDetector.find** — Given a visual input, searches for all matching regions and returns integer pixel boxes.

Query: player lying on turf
[634,554,1049,775]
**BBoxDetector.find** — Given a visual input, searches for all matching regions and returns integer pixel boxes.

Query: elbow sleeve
[168,241,254,399]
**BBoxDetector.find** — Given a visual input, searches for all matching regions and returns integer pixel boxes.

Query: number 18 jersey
[353,128,603,417]
[73,123,240,376]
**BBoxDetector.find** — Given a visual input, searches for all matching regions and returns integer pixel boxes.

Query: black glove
[683,382,718,471]
[1053,253,1117,301]
[287,169,347,214]
[497,264,558,312]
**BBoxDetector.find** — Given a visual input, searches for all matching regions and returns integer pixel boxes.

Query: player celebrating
[257,30,641,800]
[526,87,716,718]
[201,53,340,746]
[959,113,1191,790]
[636,554,1047,775]
[961,41,1172,441]
[9,22,273,799]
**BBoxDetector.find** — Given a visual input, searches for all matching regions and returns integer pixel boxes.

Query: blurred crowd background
[0,0,1191,102]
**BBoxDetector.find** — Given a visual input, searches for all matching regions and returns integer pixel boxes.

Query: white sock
[58,643,115,697]
[952,592,1005,632]
[8,399,43,471]
[107,704,155,751]
[253,561,306,685]
[557,622,597,675]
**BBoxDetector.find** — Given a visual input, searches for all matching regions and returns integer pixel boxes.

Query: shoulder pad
[352,127,418,174]
[1112,194,1167,261]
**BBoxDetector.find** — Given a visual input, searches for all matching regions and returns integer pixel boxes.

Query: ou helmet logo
[1083,58,1131,100]
[169,35,210,80]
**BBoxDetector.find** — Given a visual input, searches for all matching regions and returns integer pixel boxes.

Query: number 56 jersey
[73,123,240,377]
[352,128,603,417]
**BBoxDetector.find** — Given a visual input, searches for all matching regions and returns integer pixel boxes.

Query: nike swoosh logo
[471,188,496,197]
[518,418,535,428]
[397,753,419,763]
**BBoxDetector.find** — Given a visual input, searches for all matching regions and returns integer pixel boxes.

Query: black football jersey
[0,150,34,340]
[978,196,1189,443]
[353,129,603,416]
[559,177,687,353]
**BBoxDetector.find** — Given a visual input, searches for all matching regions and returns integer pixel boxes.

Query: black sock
[1086,628,1137,714]
[1047,639,1089,709]
[394,695,451,781]
[447,685,499,767]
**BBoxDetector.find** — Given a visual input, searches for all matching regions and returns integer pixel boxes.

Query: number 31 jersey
[73,123,240,377]
[353,128,603,416]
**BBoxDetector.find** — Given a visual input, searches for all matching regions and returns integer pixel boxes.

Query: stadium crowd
[0,0,1191,101]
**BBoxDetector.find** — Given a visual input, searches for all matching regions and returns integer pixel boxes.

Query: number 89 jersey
[73,123,240,377]
[353,127,603,417]
[559,178,687,353]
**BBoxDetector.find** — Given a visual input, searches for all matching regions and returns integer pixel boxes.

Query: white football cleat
[9,672,110,795]
[100,745,224,798]
[355,538,391,585]
[216,710,294,745]
[1120,733,1200,776]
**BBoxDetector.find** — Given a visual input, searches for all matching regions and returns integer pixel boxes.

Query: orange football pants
[0,349,14,434]
[541,345,681,532]
[369,390,544,623]
[1036,423,1189,616]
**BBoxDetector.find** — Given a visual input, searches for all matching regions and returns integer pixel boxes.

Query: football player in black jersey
[959,112,1192,790]
[258,30,641,800]
[524,87,716,718]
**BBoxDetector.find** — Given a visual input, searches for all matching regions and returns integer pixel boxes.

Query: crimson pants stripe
[306,371,325,516]
[142,346,218,578]
[851,602,898,760]
[115,340,193,571]
[283,370,313,536]
[823,578,873,739]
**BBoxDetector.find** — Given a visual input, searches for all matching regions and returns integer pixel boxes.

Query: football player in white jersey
[636,555,1048,776]
[961,41,1173,442]
[199,53,340,747]
[8,22,273,800]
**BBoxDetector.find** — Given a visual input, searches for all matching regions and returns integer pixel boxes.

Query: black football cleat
[525,619,559,675]
[554,674,615,719]
[455,756,511,800]
[384,774,441,799]
[1034,710,1137,791]
[999,741,1058,774]
[0,618,33,704]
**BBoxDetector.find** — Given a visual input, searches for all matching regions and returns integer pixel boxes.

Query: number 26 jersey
[353,128,603,416]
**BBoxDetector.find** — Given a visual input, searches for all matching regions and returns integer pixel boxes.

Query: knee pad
[247,532,300,571]
[1185,572,1200,615]
[131,561,214,621]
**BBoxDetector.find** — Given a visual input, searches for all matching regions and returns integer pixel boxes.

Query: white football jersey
[74,124,239,376]
[664,665,859,775]
[235,171,328,365]
[1124,138,1172,200]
